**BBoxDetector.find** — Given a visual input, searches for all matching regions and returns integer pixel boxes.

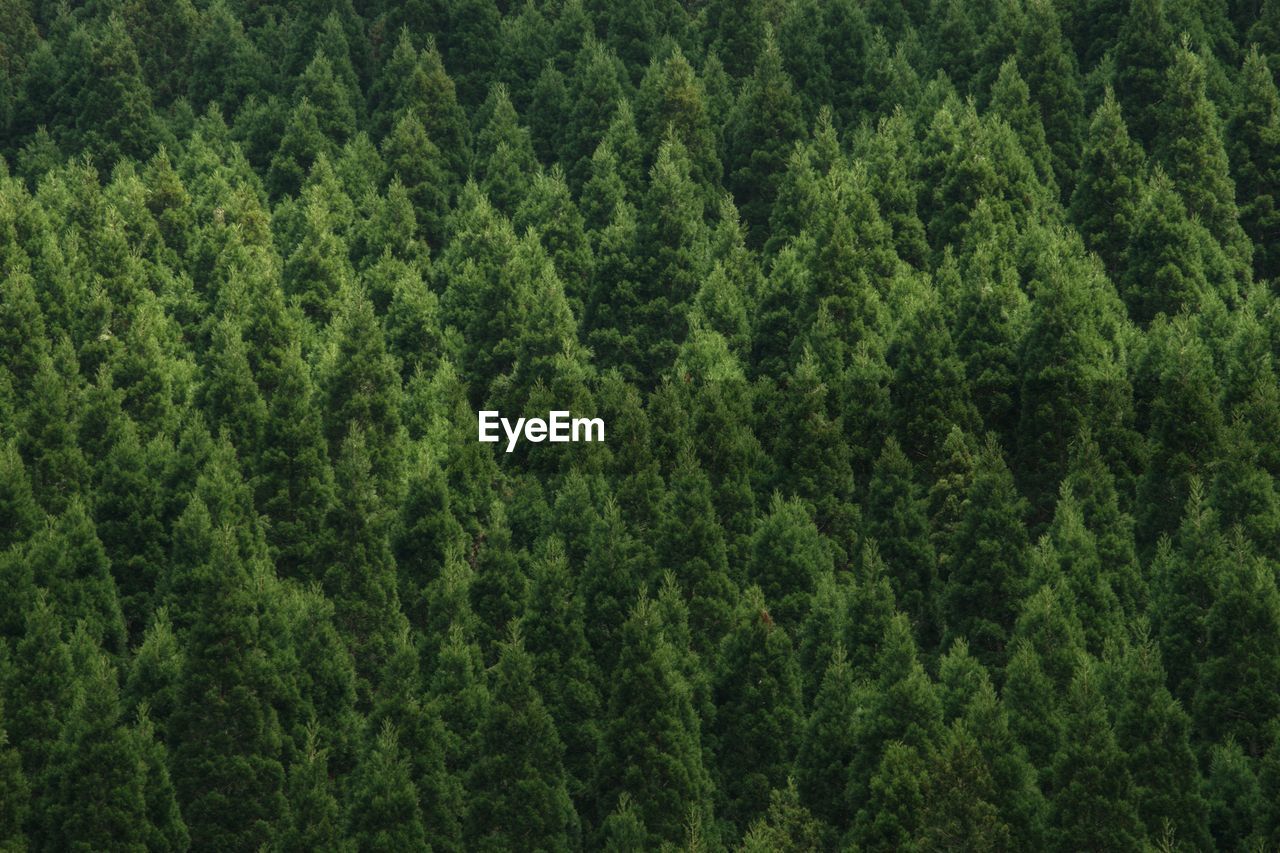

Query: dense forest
[3,0,1280,849]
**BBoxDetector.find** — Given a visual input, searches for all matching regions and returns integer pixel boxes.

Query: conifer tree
[1193,531,1280,757]
[522,539,602,802]
[795,644,859,835]
[323,428,408,694]
[257,340,334,583]
[320,286,405,501]
[169,527,286,851]
[915,722,1015,851]
[726,27,805,242]
[747,494,831,630]
[1107,634,1211,847]
[712,587,804,831]
[0,697,29,853]
[1137,323,1224,550]
[847,614,943,845]
[41,651,153,851]
[990,58,1057,194]
[7,593,73,788]
[1048,660,1145,852]
[467,632,580,851]
[1160,44,1253,280]
[1113,0,1175,147]
[888,282,980,477]
[942,438,1030,666]
[1229,46,1280,281]
[26,496,127,656]
[866,437,936,634]
[657,450,737,652]
[347,722,428,853]
[1017,0,1083,189]
[381,113,449,249]
[1204,740,1263,849]
[281,726,350,853]
[595,595,714,849]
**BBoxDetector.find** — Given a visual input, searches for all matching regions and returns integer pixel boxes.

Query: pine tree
[93,416,166,634]
[381,113,449,249]
[347,722,428,852]
[522,539,602,803]
[169,528,287,850]
[990,58,1057,195]
[1113,0,1175,147]
[0,697,29,853]
[363,626,461,852]
[595,594,714,849]
[7,592,73,792]
[1017,0,1083,190]
[1107,634,1211,848]
[323,428,408,694]
[281,726,350,853]
[726,27,805,242]
[796,645,859,834]
[26,496,127,656]
[466,632,580,851]
[866,437,936,634]
[915,722,1015,851]
[847,614,944,828]
[747,493,832,630]
[711,587,804,832]
[1229,46,1280,281]
[1204,739,1262,849]
[257,340,334,583]
[1193,530,1280,758]
[320,286,405,501]
[656,450,737,652]
[41,651,152,851]
[1136,322,1223,550]
[941,438,1030,667]
[887,282,980,477]
[1049,660,1145,851]
[738,779,826,852]
[1159,43,1252,280]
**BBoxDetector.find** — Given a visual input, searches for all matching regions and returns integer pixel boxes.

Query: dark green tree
[466,632,580,851]
[1048,660,1145,852]
[347,722,428,853]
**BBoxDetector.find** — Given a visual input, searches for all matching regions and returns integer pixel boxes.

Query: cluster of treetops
[3,0,1280,849]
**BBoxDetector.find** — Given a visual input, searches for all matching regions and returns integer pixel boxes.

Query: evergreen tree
[347,722,428,852]
[941,438,1030,667]
[711,587,804,832]
[1107,634,1211,848]
[0,697,29,853]
[1018,0,1084,190]
[466,632,580,851]
[726,27,805,242]
[747,493,831,630]
[1048,660,1145,852]
[1158,43,1253,279]
[1193,530,1280,757]
[1113,0,1175,147]
[1229,46,1280,281]
[796,645,859,833]
[323,429,408,694]
[41,651,153,851]
[595,595,713,849]
[282,726,350,853]
[169,528,287,850]
[866,437,936,634]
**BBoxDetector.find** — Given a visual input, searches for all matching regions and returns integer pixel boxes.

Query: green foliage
[3,3,1280,848]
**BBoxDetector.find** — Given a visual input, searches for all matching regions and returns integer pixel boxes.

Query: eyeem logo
[478,410,605,453]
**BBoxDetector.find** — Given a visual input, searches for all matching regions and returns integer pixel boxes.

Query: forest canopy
[3,0,1280,850]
